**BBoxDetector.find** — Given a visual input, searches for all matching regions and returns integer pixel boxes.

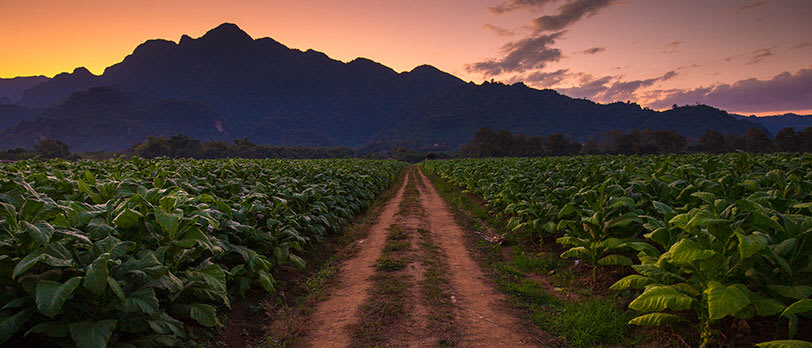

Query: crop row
[0,158,407,348]
[422,153,812,348]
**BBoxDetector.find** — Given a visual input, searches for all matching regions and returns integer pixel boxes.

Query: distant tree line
[464,126,812,157]
[0,139,79,161]
[464,128,581,157]
[129,134,355,159]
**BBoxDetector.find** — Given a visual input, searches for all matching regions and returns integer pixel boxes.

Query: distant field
[422,153,812,347]
[0,158,406,347]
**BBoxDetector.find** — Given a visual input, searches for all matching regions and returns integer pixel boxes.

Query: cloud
[648,67,812,113]
[532,0,617,32]
[663,41,682,54]
[748,46,776,64]
[557,74,614,98]
[580,47,606,55]
[739,1,768,11]
[557,71,677,102]
[466,32,564,76]
[792,42,812,49]
[511,68,571,86]
[483,24,515,37]
[488,0,558,14]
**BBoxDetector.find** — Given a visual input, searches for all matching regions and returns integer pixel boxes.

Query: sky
[1,0,810,115]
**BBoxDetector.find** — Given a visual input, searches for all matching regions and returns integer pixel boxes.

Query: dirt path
[302,168,539,347]
[305,174,409,348]
[414,168,540,348]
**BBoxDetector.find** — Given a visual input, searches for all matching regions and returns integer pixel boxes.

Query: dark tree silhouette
[774,127,800,152]
[34,139,71,158]
[699,130,727,153]
[743,128,772,153]
[800,127,812,152]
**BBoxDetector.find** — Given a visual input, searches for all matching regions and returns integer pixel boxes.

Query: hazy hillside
[734,113,812,135]
[0,76,49,103]
[374,82,766,144]
[1,87,230,152]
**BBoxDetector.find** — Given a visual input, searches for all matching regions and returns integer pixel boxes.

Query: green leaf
[107,277,126,302]
[0,309,33,343]
[35,276,82,318]
[782,299,812,317]
[752,211,785,233]
[25,320,69,338]
[748,294,786,317]
[69,320,117,348]
[629,286,694,312]
[182,303,220,327]
[83,170,97,186]
[705,281,751,320]
[652,201,676,216]
[77,179,103,204]
[22,221,54,246]
[257,270,276,294]
[628,312,685,326]
[154,207,180,238]
[756,340,812,348]
[560,246,587,259]
[13,249,46,279]
[669,239,716,264]
[609,274,653,290]
[737,232,768,259]
[769,285,812,300]
[558,203,576,218]
[112,208,142,229]
[83,254,110,295]
[691,191,716,204]
[146,312,183,336]
[123,287,159,315]
[598,254,633,266]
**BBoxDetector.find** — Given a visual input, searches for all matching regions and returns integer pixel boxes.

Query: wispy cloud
[748,46,776,64]
[510,68,571,86]
[488,0,558,14]
[792,42,812,49]
[483,24,516,37]
[663,41,682,54]
[532,0,617,32]
[466,32,564,76]
[738,0,768,12]
[556,71,677,102]
[580,47,606,55]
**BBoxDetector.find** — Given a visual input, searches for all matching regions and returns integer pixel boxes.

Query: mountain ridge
[2,22,811,152]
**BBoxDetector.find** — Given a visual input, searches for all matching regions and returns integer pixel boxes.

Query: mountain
[373,82,765,145]
[0,76,49,103]
[18,23,464,147]
[1,87,229,152]
[1,22,792,151]
[0,104,38,131]
[733,113,812,135]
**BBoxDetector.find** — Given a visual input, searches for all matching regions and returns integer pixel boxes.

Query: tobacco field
[0,158,406,347]
[423,153,812,348]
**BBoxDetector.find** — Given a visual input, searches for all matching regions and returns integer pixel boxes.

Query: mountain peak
[72,67,93,77]
[200,23,253,43]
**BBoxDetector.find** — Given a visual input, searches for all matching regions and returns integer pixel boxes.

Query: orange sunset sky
[1,0,810,115]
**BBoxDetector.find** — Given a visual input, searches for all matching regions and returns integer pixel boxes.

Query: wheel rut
[304,174,409,347]
[414,168,540,348]
[302,167,541,347]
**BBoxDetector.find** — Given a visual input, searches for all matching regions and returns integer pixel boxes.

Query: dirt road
[302,167,539,347]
